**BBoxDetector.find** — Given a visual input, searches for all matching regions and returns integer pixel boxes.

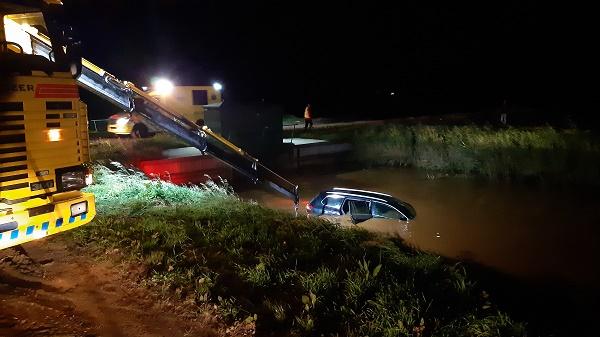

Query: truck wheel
[131,123,149,138]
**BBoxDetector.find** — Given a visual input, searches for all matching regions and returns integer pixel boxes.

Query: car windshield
[391,201,416,219]
[372,202,406,220]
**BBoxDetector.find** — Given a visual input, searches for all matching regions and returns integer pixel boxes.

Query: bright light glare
[3,17,33,54]
[212,82,223,91]
[116,117,129,126]
[152,78,174,95]
[85,173,93,186]
[48,129,61,142]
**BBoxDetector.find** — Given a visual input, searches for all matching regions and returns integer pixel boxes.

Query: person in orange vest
[304,104,313,130]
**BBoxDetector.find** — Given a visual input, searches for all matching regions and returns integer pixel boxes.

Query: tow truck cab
[1,0,96,250]
[107,85,223,137]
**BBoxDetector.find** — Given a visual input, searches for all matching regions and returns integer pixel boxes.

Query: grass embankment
[299,125,600,185]
[75,165,525,336]
[89,134,188,162]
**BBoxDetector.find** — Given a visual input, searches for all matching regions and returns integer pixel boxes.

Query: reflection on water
[238,167,600,289]
[319,214,413,239]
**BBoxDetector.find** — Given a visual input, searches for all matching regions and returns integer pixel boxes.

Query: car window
[393,202,416,219]
[342,199,350,214]
[372,202,407,221]
[343,199,370,216]
[310,193,325,208]
[321,196,343,215]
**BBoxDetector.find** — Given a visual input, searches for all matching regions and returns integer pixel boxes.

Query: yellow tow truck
[107,84,223,137]
[1,0,298,251]
[1,0,95,250]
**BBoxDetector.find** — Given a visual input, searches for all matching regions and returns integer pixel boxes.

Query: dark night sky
[62,1,588,121]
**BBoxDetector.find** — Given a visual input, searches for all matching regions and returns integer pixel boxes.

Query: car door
[372,202,408,221]
[338,199,372,227]
[358,202,411,238]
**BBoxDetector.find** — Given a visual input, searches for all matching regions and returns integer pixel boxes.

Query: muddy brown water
[238,167,600,290]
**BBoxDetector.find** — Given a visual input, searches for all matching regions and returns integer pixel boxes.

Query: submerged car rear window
[322,195,344,214]
[310,193,326,207]
[322,196,343,206]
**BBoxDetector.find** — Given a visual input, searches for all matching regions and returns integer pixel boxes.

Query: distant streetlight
[212,82,223,91]
[152,78,174,95]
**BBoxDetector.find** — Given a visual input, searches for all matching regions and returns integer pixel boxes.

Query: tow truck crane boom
[21,21,299,204]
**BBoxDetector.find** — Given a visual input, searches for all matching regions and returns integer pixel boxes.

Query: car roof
[323,187,416,219]
[332,187,392,198]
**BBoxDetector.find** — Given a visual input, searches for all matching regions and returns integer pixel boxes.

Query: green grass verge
[74,165,526,336]
[89,134,188,163]
[296,124,600,185]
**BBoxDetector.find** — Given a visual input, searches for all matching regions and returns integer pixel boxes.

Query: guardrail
[283,122,302,143]
[89,119,108,132]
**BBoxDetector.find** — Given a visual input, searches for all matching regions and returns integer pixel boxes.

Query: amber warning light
[47,129,62,142]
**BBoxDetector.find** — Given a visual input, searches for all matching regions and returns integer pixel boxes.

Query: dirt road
[0,238,244,337]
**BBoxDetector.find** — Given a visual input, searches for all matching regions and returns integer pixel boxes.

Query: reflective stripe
[0,216,83,245]
[0,199,94,251]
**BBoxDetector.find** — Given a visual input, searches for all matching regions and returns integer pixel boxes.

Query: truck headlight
[85,172,93,186]
[116,117,130,126]
[70,201,88,217]
[60,170,86,191]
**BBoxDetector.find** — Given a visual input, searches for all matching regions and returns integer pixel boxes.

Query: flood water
[238,167,600,290]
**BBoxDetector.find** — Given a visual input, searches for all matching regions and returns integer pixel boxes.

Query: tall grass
[308,125,600,184]
[90,134,187,163]
[75,165,526,336]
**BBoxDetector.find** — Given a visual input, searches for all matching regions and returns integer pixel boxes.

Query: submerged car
[306,188,416,236]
